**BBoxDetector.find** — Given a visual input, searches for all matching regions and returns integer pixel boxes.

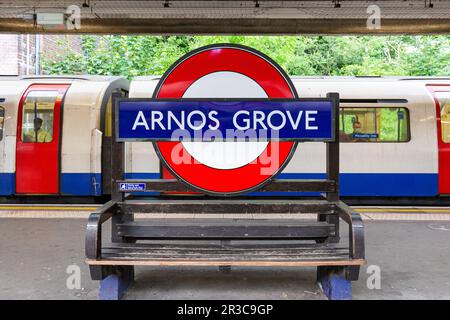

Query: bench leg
[317,266,352,300]
[99,266,134,300]
[218,240,232,273]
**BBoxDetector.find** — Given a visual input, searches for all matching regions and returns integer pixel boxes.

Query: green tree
[41,35,450,78]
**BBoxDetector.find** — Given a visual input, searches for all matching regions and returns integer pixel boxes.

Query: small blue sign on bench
[119,183,146,191]
[116,99,335,142]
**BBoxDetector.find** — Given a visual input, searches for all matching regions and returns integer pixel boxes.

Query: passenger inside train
[349,117,369,142]
[21,92,57,143]
[23,118,52,143]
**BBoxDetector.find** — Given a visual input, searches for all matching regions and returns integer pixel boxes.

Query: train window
[0,106,4,141]
[21,91,58,143]
[339,107,410,142]
[435,92,450,143]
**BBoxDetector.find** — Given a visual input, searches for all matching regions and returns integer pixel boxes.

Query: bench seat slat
[98,242,349,262]
[86,242,364,267]
[87,259,365,267]
[104,241,342,252]
[118,200,334,214]
[116,220,334,240]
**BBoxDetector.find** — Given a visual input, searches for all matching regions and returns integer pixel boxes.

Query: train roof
[289,76,450,81]
[0,75,126,82]
[132,76,161,81]
[131,75,450,82]
[2,75,448,82]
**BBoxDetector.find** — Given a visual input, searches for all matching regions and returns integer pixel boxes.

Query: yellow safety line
[0,206,450,214]
[355,208,450,213]
[0,206,98,211]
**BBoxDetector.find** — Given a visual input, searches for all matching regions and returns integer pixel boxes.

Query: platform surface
[0,216,449,299]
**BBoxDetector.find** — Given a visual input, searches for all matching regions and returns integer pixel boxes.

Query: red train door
[427,85,450,195]
[16,84,70,194]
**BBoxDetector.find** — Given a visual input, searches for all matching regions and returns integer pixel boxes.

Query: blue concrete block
[318,266,352,300]
[99,267,134,300]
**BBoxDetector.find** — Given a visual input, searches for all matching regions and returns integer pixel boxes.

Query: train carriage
[0,75,128,197]
[0,75,449,202]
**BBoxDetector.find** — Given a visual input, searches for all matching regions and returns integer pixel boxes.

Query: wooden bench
[86,196,365,298]
[85,92,365,300]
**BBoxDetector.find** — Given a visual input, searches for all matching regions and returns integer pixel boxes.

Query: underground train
[0,75,449,203]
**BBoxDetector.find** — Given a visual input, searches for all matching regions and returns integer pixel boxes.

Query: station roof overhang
[0,0,449,34]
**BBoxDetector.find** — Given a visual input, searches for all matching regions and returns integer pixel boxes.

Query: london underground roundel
[152,44,297,195]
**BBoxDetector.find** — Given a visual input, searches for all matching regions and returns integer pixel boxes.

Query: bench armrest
[85,200,117,260]
[335,201,365,261]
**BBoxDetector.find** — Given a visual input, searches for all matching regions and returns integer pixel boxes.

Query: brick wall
[17,35,37,75]
[0,34,82,76]
[0,35,20,75]
[41,35,82,61]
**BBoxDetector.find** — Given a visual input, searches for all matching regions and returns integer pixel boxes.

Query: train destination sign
[117,99,334,141]
[115,44,337,195]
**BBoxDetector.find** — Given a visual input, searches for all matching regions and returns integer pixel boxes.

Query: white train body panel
[127,77,447,197]
[126,77,160,179]
[288,79,438,174]
[59,78,128,195]
[0,81,30,179]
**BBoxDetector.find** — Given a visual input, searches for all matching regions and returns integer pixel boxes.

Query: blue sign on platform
[117,99,334,142]
[119,183,146,191]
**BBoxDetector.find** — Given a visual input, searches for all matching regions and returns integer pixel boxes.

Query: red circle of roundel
[153,44,297,195]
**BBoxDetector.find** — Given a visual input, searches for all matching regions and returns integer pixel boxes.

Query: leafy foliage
[42,35,450,78]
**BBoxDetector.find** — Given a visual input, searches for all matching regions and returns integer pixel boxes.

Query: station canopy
[0,0,449,34]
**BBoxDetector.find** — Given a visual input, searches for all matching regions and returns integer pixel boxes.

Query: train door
[427,85,450,194]
[16,84,70,194]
